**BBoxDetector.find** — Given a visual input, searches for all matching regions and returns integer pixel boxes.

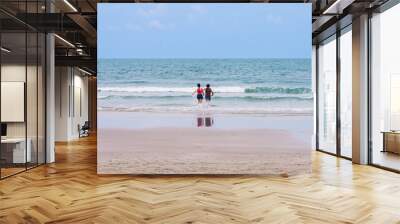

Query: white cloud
[186,4,208,22]
[148,20,164,30]
[190,5,207,14]
[136,4,168,17]
[266,14,283,24]
[104,25,120,31]
[125,24,142,31]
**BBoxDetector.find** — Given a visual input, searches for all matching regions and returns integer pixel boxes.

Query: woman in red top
[193,83,204,104]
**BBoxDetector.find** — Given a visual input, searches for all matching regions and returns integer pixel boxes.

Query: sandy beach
[97,57,313,175]
[98,111,313,175]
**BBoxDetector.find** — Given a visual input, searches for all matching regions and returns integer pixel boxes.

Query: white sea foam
[98,105,313,115]
[97,95,109,99]
[98,86,246,93]
[98,86,313,94]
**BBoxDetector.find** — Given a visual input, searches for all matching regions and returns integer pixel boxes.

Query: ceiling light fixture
[54,34,75,48]
[323,0,354,15]
[63,0,78,12]
[76,48,85,55]
[1,47,11,53]
[78,67,92,76]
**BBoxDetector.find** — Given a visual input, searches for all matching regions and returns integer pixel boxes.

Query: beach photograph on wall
[97,3,312,175]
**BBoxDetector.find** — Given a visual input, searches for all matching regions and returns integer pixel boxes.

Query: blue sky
[98,4,311,59]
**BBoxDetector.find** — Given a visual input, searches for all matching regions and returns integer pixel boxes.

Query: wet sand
[98,112,312,175]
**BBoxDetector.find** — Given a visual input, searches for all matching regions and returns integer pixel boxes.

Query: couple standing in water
[193,83,215,128]
[193,83,214,104]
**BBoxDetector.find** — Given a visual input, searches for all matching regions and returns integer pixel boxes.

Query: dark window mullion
[0,25,2,179]
[316,45,320,150]
[367,12,373,165]
[24,0,28,171]
[336,29,341,157]
[36,0,39,167]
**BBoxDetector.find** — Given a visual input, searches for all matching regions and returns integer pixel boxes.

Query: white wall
[55,66,70,141]
[371,4,400,157]
[1,65,42,138]
[71,73,89,138]
[312,45,317,149]
[1,63,46,164]
[55,67,89,141]
[1,64,26,139]
[376,4,400,131]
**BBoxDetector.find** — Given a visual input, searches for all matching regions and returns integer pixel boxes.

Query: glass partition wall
[339,27,352,158]
[317,35,337,154]
[0,3,46,179]
[0,31,28,177]
[316,26,353,159]
[370,3,400,171]
[315,1,400,171]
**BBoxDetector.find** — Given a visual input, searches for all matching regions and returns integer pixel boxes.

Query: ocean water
[98,58,313,114]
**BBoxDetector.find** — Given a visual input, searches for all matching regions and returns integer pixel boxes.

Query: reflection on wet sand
[205,117,213,127]
[197,116,214,127]
[98,111,312,175]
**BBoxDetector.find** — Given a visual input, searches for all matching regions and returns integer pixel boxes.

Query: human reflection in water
[196,116,214,127]
[205,117,214,127]
[197,117,204,127]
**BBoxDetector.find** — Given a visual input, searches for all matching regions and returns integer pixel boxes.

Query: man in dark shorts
[204,84,214,102]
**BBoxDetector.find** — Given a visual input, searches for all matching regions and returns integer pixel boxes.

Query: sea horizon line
[98,57,311,60]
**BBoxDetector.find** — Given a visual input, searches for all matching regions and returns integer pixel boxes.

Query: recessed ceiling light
[78,67,92,76]
[323,0,354,15]
[54,34,75,48]
[63,0,78,12]
[1,47,11,53]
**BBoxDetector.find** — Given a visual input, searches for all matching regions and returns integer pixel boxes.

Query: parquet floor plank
[1,135,400,223]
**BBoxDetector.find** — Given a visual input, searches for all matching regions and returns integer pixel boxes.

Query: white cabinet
[1,138,32,163]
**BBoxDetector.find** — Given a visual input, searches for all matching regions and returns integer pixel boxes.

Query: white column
[46,33,55,163]
[352,14,369,164]
[312,45,317,150]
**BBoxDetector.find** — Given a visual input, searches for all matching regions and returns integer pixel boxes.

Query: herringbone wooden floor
[1,135,400,224]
